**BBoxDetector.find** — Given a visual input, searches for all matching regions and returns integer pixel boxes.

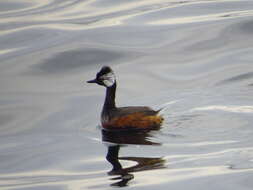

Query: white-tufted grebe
[87,66,163,130]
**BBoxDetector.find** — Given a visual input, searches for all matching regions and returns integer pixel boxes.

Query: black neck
[103,82,116,109]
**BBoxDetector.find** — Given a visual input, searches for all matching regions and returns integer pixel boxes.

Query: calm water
[1,0,253,189]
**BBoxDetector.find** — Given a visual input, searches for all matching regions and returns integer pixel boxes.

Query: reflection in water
[102,130,166,187]
[102,129,161,145]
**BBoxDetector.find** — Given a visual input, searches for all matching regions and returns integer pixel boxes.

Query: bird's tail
[156,100,178,114]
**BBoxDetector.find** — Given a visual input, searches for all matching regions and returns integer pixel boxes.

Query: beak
[87,79,97,84]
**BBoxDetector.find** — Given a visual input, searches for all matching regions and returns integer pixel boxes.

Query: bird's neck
[103,82,117,110]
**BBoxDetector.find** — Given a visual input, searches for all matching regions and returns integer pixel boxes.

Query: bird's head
[87,66,116,87]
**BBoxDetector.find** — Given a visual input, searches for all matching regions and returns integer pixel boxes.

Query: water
[1,0,253,189]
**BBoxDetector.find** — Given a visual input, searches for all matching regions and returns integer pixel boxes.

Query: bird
[87,66,163,130]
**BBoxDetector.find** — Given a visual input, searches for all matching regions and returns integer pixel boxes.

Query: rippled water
[1,0,253,189]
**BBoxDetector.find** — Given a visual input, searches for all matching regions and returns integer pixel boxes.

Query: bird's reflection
[102,129,166,187]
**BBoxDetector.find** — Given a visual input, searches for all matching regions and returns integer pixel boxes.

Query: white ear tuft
[100,72,116,87]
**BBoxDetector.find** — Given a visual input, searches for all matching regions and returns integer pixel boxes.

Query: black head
[87,66,116,87]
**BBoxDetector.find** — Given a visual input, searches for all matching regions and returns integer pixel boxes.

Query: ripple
[0,48,22,56]
[0,170,104,189]
[164,140,238,148]
[33,49,124,74]
[217,72,253,85]
[149,10,253,25]
[3,0,253,34]
[192,105,253,113]
[0,1,33,13]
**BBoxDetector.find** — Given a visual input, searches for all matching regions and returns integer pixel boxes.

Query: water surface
[1,0,253,189]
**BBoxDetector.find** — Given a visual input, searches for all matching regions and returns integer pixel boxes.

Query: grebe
[87,66,163,130]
